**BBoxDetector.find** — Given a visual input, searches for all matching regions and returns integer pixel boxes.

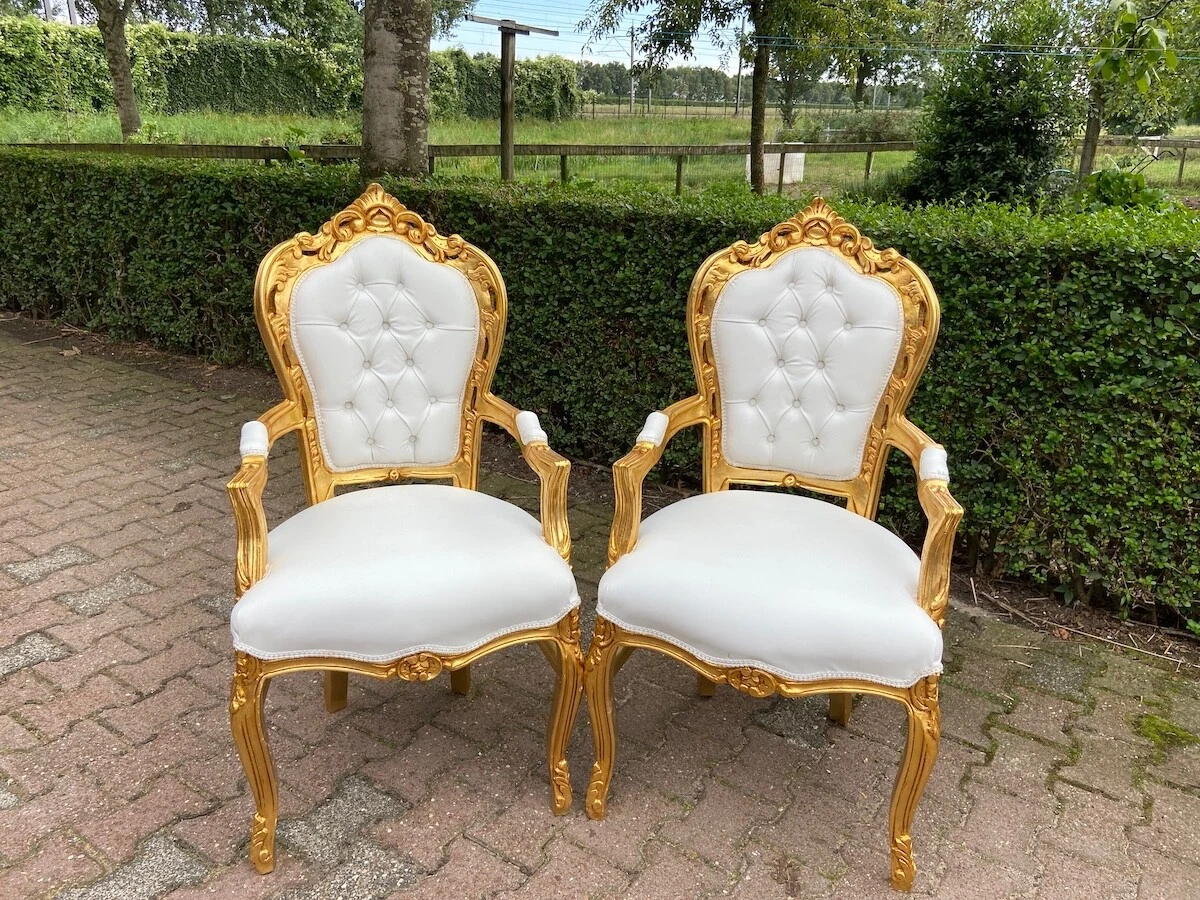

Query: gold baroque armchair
[226,185,583,873]
[583,200,963,891]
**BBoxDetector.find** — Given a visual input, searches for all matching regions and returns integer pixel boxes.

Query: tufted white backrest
[710,245,904,481]
[289,234,480,472]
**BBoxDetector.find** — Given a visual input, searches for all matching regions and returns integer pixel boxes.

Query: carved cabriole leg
[450,666,471,695]
[324,671,348,712]
[230,652,278,874]
[888,675,940,892]
[696,674,717,697]
[584,617,620,820]
[545,610,584,814]
[828,692,853,726]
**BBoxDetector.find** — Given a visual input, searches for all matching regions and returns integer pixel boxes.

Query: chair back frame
[686,199,941,518]
[252,183,506,506]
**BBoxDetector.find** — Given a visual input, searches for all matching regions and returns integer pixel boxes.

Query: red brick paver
[2,329,1199,899]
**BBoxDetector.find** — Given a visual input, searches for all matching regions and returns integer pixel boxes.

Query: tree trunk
[95,0,140,140]
[749,36,770,194]
[1078,79,1104,179]
[361,0,433,181]
[854,54,869,106]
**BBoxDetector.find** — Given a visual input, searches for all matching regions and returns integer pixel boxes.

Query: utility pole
[733,17,745,116]
[467,16,559,182]
[629,27,635,115]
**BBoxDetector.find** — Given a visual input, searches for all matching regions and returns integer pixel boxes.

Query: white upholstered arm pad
[636,411,669,448]
[515,410,548,445]
[919,445,949,483]
[239,421,269,459]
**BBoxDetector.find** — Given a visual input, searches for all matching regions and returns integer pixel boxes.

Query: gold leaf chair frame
[227,185,582,873]
[585,200,963,891]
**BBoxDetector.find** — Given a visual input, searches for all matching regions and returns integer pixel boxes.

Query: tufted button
[816,361,826,370]
[757,318,767,327]
[836,403,845,412]
[428,396,437,404]
[788,281,799,290]
[407,436,417,445]
[362,361,372,369]
[792,399,801,408]
[385,400,394,408]
[812,438,821,446]
[844,321,853,330]
[766,434,775,443]
[356,281,365,290]
[798,319,807,328]
[424,320,434,330]
[405,358,414,367]
[381,321,391,331]
[777,359,785,368]
[339,322,348,330]
[344,401,353,409]
[366,437,375,445]
[748,398,757,407]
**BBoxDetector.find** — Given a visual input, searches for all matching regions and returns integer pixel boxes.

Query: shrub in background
[0,149,1197,633]
[904,0,1079,204]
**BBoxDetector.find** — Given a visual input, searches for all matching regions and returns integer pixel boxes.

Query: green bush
[0,19,578,121]
[904,0,1079,204]
[0,148,1197,631]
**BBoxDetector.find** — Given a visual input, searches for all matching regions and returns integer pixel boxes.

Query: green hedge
[0,18,578,120]
[1,148,1197,629]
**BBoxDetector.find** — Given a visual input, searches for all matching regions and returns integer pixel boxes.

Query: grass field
[3,109,1200,197]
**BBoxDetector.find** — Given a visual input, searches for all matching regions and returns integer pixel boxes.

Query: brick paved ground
[2,329,1200,899]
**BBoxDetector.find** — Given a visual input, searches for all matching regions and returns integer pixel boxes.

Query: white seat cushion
[597,491,940,687]
[231,484,579,662]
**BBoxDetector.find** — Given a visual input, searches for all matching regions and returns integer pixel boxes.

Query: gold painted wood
[227,188,584,874]
[591,201,962,892]
[231,611,583,872]
[584,618,940,891]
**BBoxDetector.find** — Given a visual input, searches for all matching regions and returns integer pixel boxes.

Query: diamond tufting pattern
[290,235,480,471]
[711,245,904,480]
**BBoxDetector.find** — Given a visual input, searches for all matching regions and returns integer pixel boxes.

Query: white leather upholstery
[515,410,548,445]
[231,484,579,661]
[637,411,669,448]
[598,490,941,687]
[290,235,480,472]
[711,246,904,480]
[240,421,269,458]
[919,446,949,482]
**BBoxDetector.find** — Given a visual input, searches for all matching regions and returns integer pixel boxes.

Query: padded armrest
[515,410,549,445]
[636,411,670,448]
[240,421,269,458]
[919,445,949,483]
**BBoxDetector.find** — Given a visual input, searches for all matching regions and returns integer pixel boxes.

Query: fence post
[776,150,787,195]
[675,155,685,195]
[560,154,569,184]
[428,153,435,176]
[864,151,874,183]
[1178,147,1188,186]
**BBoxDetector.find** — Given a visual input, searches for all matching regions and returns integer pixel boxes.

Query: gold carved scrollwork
[585,618,616,672]
[559,609,584,665]
[230,652,263,714]
[726,667,779,698]
[550,759,572,811]
[251,812,274,870]
[390,653,444,682]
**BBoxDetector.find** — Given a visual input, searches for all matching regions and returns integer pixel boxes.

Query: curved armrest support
[891,418,965,627]
[608,396,708,566]
[478,394,572,563]
[227,401,301,599]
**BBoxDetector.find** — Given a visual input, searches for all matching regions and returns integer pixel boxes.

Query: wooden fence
[7,135,1198,195]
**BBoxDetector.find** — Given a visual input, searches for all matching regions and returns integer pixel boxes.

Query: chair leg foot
[450,666,471,696]
[231,653,279,874]
[584,617,620,820]
[696,674,717,697]
[828,692,853,726]
[888,676,940,892]
[546,612,584,815]
[324,671,348,712]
